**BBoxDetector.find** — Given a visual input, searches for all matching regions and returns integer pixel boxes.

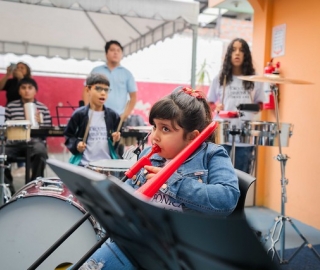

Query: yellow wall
[249,0,320,229]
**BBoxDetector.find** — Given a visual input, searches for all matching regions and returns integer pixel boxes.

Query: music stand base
[265,215,320,264]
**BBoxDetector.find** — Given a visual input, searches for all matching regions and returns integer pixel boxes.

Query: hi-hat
[238,75,313,85]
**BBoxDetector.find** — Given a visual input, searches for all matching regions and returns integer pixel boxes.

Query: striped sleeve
[5,100,25,121]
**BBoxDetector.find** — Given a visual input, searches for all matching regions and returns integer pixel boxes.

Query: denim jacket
[64,105,120,155]
[127,142,240,216]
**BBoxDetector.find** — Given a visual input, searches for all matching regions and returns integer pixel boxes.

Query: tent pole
[191,24,198,89]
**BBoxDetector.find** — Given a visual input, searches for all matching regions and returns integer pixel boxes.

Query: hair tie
[180,87,204,99]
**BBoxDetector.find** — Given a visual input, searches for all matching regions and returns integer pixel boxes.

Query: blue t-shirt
[91,64,137,115]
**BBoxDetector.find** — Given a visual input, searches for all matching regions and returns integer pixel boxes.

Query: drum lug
[289,124,294,137]
[67,194,75,204]
[17,190,27,199]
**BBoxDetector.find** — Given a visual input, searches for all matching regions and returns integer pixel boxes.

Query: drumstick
[113,116,125,146]
[116,116,125,133]
[83,107,94,142]
[113,102,129,145]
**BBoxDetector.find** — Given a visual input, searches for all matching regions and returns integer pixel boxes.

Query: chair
[229,169,256,218]
[5,142,32,184]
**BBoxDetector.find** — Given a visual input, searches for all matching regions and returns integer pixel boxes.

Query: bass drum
[0,178,102,270]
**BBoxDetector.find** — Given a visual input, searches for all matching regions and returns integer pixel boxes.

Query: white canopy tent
[0,0,199,86]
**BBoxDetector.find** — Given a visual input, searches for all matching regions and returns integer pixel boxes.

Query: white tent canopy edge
[0,0,199,86]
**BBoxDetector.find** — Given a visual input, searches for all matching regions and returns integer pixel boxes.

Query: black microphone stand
[121,132,150,183]
[229,125,241,167]
[0,129,7,206]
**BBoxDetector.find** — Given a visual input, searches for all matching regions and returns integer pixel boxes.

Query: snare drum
[240,121,293,147]
[86,159,136,176]
[0,177,102,270]
[214,119,230,144]
[5,120,31,141]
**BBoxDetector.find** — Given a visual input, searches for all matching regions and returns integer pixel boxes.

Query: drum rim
[215,119,230,123]
[243,121,292,125]
[6,185,99,230]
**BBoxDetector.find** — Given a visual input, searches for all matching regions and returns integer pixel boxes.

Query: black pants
[222,145,254,174]
[4,139,48,193]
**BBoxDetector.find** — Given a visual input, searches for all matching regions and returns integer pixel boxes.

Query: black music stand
[54,105,78,127]
[47,159,278,270]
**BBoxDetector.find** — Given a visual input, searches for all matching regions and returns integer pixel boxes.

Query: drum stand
[28,134,153,269]
[0,129,11,206]
[229,125,241,166]
[265,84,320,264]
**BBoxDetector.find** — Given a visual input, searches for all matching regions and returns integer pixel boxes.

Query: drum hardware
[5,120,31,141]
[229,125,241,166]
[49,122,219,269]
[0,178,102,270]
[33,134,152,268]
[237,75,313,85]
[238,77,319,264]
[132,131,151,157]
[264,84,319,263]
[86,133,152,177]
[69,234,110,270]
[236,103,260,112]
[121,126,152,149]
[240,121,293,147]
[28,211,107,270]
[0,127,11,206]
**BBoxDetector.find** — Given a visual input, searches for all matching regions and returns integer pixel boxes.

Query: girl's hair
[149,87,213,140]
[219,38,255,90]
[16,62,31,78]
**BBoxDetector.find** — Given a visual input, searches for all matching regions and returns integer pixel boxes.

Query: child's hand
[6,66,13,76]
[77,141,86,153]
[13,69,23,80]
[35,110,41,124]
[143,165,161,180]
[112,131,121,142]
[215,103,224,112]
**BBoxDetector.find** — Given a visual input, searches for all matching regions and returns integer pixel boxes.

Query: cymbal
[237,75,313,85]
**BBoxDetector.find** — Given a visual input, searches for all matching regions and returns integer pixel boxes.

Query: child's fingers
[144,165,161,174]
[112,131,121,142]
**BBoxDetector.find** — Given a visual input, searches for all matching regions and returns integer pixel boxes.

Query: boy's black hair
[104,40,123,53]
[18,77,38,91]
[86,74,110,87]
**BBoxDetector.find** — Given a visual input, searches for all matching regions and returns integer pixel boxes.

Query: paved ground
[11,152,70,192]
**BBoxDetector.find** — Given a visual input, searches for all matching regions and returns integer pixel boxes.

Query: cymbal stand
[0,129,10,206]
[265,84,320,264]
[229,125,241,167]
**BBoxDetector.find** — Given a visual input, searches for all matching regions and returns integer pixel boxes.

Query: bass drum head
[0,191,99,269]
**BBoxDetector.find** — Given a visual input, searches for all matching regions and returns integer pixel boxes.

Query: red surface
[0,73,209,152]
[218,111,239,118]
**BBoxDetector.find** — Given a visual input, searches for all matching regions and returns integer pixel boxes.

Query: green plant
[196,59,211,89]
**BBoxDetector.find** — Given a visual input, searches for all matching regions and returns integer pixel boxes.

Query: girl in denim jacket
[72,87,240,270]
